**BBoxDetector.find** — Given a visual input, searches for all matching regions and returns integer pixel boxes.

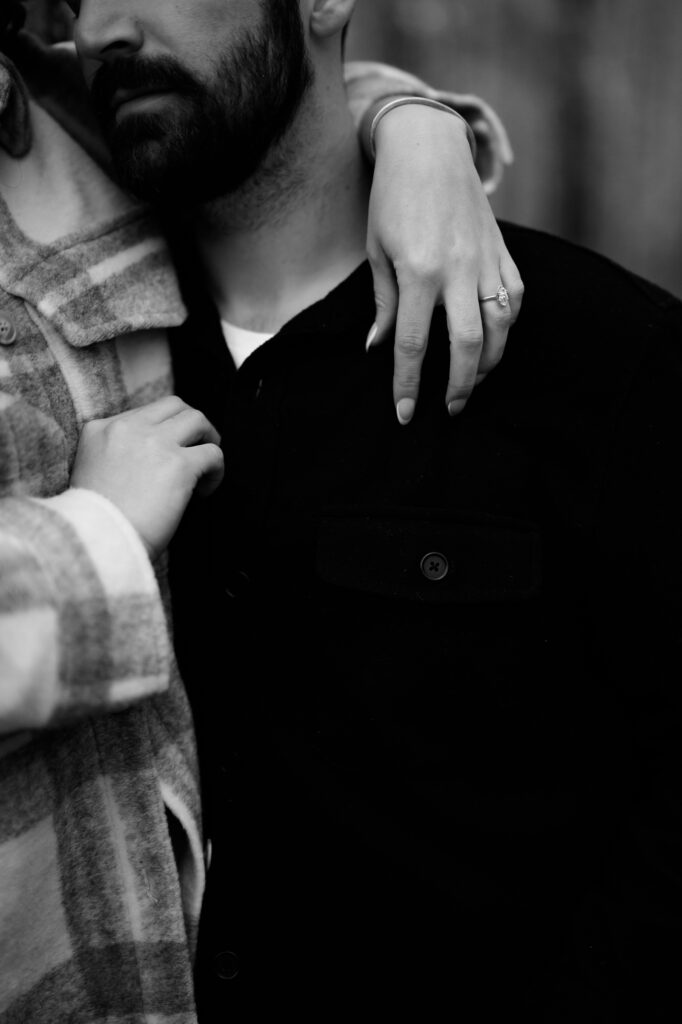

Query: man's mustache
[90,56,201,123]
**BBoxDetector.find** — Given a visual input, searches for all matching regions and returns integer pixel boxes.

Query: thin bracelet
[369,96,477,162]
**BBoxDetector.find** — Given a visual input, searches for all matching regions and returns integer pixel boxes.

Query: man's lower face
[91,3,312,205]
[105,86,242,204]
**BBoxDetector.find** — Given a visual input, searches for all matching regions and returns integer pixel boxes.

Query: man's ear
[308,0,356,42]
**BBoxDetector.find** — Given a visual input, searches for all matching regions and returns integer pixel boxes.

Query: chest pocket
[315,509,542,605]
[307,509,554,799]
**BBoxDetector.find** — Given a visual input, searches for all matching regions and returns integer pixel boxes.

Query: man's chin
[108,106,182,147]
[106,114,188,201]
[111,145,224,206]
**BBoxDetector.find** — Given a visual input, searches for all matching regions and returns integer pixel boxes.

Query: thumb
[366,249,399,351]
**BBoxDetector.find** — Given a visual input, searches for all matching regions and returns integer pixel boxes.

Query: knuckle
[187,409,207,431]
[80,418,99,437]
[119,419,146,444]
[100,418,125,443]
[168,440,186,462]
[396,255,440,286]
[452,327,484,353]
[166,395,187,412]
[396,331,427,359]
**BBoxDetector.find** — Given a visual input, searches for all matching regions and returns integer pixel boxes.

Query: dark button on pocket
[0,316,17,346]
[420,551,449,582]
[213,950,240,980]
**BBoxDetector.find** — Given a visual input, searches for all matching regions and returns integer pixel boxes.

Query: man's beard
[90,1,312,205]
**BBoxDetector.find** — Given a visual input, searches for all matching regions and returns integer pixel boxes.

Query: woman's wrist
[361,94,477,166]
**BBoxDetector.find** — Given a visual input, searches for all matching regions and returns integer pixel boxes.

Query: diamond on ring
[480,285,510,308]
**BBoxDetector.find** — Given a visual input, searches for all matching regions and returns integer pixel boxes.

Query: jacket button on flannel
[214,950,240,980]
[420,551,449,582]
[0,315,17,345]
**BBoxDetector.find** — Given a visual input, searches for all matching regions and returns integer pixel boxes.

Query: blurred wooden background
[348,0,682,296]
[27,0,682,295]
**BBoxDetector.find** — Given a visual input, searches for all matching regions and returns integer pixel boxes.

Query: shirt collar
[0,50,31,157]
[278,261,376,338]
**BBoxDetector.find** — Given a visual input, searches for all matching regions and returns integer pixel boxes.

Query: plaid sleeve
[0,487,171,734]
[344,59,513,193]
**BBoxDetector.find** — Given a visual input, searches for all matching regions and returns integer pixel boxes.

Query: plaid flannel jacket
[0,37,202,1024]
[0,34,509,1024]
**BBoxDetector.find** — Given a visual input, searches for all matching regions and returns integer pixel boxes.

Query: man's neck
[189,90,371,334]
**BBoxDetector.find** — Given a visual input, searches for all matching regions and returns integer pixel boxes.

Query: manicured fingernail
[396,398,415,425]
[448,399,465,417]
[365,323,378,352]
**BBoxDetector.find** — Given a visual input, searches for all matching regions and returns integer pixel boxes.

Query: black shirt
[170,225,682,1021]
